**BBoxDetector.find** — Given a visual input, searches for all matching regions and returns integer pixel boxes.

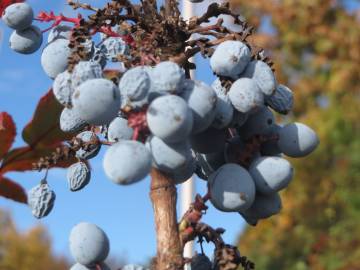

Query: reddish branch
[32,135,105,171]
[35,10,135,47]
[179,192,255,270]
[36,11,83,32]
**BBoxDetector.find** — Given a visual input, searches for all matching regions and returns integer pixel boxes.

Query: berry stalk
[150,168,183,270]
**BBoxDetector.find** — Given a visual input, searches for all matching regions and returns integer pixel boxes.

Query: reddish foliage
[0,0,24,17]
[0,89,77,204]
[0,145,76,174]
[0,177,27,203]
[22,89,73,147]
[0,112,16,159]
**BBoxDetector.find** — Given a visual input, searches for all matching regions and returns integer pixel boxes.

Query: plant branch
[150,168,184,270]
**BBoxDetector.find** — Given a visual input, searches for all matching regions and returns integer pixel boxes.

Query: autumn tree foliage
[230,0,360,269]
[0,210,69,270]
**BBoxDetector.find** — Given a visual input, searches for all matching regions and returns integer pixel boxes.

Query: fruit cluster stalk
[150,168,184,270]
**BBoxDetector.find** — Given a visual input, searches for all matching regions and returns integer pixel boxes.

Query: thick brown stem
[164,0,172,17]
[150,168,184,270]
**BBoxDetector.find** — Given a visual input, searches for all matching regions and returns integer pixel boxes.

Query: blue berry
[210,40,251,79]
[9,25,42,54]
[2,3,33,30]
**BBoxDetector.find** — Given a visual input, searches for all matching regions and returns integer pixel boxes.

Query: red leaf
[0,145,77,174]
[22,89,73,147]
[0,177,27,204]
[0,112,16,160]
[0,0,24,17]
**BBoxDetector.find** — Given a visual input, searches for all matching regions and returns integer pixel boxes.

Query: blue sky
[1,0,358,266]
[0,0,247,265]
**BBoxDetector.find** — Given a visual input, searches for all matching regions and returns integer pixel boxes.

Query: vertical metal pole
[180,0,195,266]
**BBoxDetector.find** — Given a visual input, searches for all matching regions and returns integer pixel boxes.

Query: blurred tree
[0,210,69,270]
[230,0,360,269]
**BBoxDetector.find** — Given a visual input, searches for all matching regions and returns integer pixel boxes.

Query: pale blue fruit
[107,117,134,142]
[278,122,319,157]
[3,3,33,30]
[240,60,276,96]
[69,222,110,266]
[211,78,234,129]
[103,141,152,185]
[41,39,71,78]
[166,158,196,185]
[210,40,251,79]
[120,66,151,109]
[228,78,264,113]
[147,95,193,143]
[53,70,73,106]
[71,61,103,89]
[147,136,193,173]
[9,25,42,54]
[72,78,121,125]
[249,156,294,194]
[60,108,87,133]
[181,80,217,134]
[240,192,282,225]
[237,106,275,139]
[209,163,255,212]
[151,61,185,94]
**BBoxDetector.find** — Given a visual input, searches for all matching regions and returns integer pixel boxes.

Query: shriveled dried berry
[53,70,74,107]
[75,131,101,160]
[71,61,103,89]
[265,84,294,114]
[100,36,129,61]
[27,180,56,219]
[67,162,91,191]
